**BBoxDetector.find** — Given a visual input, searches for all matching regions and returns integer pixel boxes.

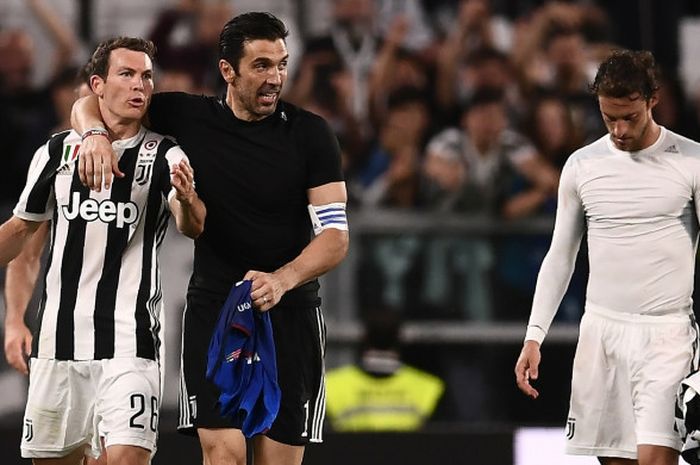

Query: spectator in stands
[148,0,233,94]
[293,0,378,121]
[350,87,429,208]
[512,2,607,142]
[434,0,515,114]
[325,309,444,431]
[367,17,434,124]
[0,0,79,220]
[420,88,557,320]
[422,88,557,217]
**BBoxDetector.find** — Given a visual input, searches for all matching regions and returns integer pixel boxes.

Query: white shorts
[21,357,161,459]
[565,304,697,459]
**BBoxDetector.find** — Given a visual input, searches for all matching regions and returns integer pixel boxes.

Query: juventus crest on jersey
[14,127,187,361]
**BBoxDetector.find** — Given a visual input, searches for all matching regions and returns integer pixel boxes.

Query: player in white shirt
[515,49,700,465]
[0,37,206,465]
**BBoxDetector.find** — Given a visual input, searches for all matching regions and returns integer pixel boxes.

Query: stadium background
[1,0,700,463]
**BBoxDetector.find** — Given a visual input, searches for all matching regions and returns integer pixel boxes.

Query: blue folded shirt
[206,280,281,437]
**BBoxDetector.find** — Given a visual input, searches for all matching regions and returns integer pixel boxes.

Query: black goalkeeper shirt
[148,92,343,307]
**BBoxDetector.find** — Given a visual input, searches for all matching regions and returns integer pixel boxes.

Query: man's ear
[219,59,236,84]
[89,74,104,97]
[648,91,659,110]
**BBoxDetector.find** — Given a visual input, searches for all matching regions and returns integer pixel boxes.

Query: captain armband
[307,202,348,236]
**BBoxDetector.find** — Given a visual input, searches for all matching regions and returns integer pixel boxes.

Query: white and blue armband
[307,202,348,236]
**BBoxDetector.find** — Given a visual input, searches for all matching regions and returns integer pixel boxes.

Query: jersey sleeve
[13,142,56,221]
[525,156,585,344]
[299,112,344,188]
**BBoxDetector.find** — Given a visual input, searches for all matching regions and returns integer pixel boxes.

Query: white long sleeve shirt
[526,127,700,344]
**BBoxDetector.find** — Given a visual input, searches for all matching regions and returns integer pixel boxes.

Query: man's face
[599,92,657,151]
[229,39,288,121]
[464,102,506,150]
[92,48,153,123]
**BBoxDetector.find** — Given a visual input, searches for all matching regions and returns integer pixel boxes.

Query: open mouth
[258,91,278,105]
[128,97,145,107]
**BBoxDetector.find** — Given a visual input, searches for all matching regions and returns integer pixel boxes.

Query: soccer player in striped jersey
[72,12,349,465]
[515,50,700,465]
[0,37,205,465]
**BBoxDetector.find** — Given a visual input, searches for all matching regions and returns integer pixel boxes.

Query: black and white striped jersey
[14,127,187,361]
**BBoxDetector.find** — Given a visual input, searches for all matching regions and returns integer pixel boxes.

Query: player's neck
[102,114,142,141]
[98,101,143,141]
[637,120,662,152]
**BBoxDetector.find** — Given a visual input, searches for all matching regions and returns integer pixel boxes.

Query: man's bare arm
[244,181,349,310]
[4,222,48,374]
[71,95,123,191]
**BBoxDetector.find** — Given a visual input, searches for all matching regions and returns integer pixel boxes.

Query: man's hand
[4,320,32,375]
[244,270,290,312]
[171,159,196,205]
[78,134,123,192]
[515,340,541,399]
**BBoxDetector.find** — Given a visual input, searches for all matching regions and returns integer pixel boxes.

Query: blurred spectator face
[382,101,429,151]
[225,39,288,120]
[91,48,154,123]
[0,30,34,92]
[463,58,510,92]
[333,0,375,28]
[463,101,506,152]
[546,31,585,78]
[197,2,233,46]
[156,69,195,93]
[393,55,428,92]
[535,98,569,154]
[599,93,657,152]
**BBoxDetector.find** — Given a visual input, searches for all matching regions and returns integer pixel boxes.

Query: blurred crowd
[2,0,700,323]
[4,0,700,427]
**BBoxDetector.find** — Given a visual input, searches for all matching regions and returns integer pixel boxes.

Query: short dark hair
[88,37,156,80]
[590,49,660,100]
[467,87,504,110]
[218,12,288,73]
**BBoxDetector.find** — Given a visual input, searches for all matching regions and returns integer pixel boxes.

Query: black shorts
[177,291,327,445]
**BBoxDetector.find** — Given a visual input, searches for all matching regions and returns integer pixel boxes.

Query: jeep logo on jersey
[61,192,138,228]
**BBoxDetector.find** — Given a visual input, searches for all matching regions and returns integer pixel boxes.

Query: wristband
[81,127,110,141]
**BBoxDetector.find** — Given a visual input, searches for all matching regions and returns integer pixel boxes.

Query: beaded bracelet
[81,127,110,141]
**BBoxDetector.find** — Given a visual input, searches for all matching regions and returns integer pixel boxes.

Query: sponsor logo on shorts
[566,417,576,440]
[23,418,33,442]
